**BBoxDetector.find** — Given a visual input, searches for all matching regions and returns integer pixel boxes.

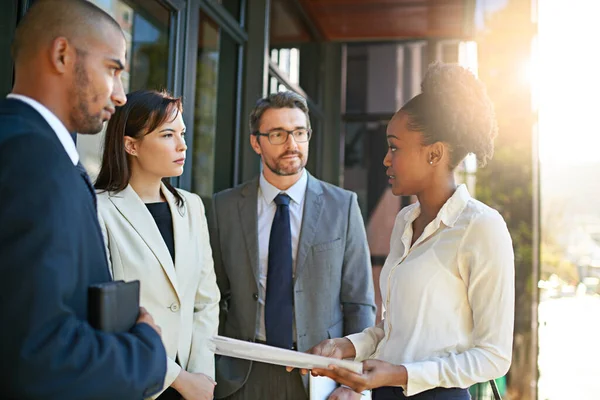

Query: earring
[429,160,433,165]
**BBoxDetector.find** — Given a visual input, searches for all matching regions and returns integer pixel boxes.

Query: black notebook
[88,280,140,333]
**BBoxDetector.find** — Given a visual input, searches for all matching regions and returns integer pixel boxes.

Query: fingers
[136,307,148,321]
[136,307,162,336]
[328,386,360,400]
[314,366,367,393]
[329,365,362,380]
[362,359,379,371]
[306,339,335,356]
[306,345,324,356]
[311,367,328,376]
[204,374,217,386]
[285,366,310,375]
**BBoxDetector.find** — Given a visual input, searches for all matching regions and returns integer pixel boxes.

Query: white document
[309,376,372,400]
[309,376,337,400]
[208,335,363,373]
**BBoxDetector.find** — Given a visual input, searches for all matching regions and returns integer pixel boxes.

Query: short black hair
[12,0,122,63]
[400,62,498,168]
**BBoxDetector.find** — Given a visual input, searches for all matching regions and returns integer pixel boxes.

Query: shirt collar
[6,94,79,165]
[259,169,308,206]
[404,184,471,228]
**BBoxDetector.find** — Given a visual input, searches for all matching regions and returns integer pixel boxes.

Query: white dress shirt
[6,94,79,165]
[347,184,515,396]
[256,169,308,341]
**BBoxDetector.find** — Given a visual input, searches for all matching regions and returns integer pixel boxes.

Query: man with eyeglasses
[209,91,376,400]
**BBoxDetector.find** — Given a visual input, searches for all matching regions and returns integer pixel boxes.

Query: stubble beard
[265,152,307,176]
[71,60,105,135]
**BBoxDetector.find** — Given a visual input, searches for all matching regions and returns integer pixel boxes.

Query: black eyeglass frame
[252,128,312,145]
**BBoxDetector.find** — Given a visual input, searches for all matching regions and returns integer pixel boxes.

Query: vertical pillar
[239,0,270,184]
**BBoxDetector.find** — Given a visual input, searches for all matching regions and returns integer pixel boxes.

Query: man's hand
[172,370,216,400]
[286,338,357,375]
[136,306,161,336]
[312,360,407,393]
[328,386,362,400]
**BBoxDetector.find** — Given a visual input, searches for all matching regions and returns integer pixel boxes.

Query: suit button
[169,303,180,312]
[252,293,258,301]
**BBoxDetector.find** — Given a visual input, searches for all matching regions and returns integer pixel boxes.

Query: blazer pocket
[312,238,342,253]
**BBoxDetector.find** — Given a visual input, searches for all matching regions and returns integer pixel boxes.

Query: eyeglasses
[253,128,312,145]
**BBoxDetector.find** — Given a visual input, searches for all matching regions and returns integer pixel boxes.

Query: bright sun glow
[536,0,600,165]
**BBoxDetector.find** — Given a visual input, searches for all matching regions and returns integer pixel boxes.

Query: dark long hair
[95,90,184,207]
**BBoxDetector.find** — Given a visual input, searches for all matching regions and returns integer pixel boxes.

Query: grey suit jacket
[209,172,376,398]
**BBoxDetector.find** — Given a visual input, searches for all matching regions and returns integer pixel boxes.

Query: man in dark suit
[0,1,167,398]
[210,91,376,400]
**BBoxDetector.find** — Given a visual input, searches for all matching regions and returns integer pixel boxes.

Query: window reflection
[192,16,220,197]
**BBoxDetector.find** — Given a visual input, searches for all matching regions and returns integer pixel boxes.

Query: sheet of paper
[309,375,337,400]
[309,376,372,400]
[209,335,363,373]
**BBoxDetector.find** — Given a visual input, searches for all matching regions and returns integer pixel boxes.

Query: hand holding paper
[312,359,407,393]
[286,338,357,376]
[208,336,363,373]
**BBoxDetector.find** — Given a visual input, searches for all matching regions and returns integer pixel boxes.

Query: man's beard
[264,151,306,176]
[70,61,104,135]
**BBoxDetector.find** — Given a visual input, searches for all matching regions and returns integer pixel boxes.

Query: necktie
[76,161,97,210]
[265,193,294,349]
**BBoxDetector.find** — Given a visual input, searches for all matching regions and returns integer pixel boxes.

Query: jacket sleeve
[340,192,376,335]
[0,134,167,399]
[208,192,231,333]
[187,194,220,378]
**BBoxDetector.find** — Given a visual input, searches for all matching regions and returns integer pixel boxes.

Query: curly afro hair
[400,62,498,168]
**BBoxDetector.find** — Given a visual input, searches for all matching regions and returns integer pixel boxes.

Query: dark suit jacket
[0,98,167,399]
[210,173,376,398]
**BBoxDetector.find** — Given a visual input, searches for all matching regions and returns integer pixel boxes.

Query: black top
[146,202,175,263]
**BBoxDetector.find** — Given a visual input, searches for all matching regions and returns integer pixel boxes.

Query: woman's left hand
[312,360,407,393]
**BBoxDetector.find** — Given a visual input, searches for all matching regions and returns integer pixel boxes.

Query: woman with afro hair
[305,62,514,400]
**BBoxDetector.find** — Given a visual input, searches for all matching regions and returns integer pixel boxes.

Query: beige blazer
[97,183,220,398]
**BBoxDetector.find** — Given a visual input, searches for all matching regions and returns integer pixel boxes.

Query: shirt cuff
[403,360,437,396]
[345,326,384,362]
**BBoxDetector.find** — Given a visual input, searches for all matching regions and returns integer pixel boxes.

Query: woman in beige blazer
[95,90,220,400]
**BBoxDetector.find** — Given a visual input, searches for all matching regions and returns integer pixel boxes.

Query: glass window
[269,47,300,94]
[192,16,219,197]
[218,0,243,23]
[77,0,170,180]
[192,13,240,197]
[271,48,300,84]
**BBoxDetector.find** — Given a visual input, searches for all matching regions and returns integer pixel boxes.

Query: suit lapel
[75,162,97,210]
[162,183,188,294]
[295,174,323,282]
[109,184,181,300]
[239,178,260,285]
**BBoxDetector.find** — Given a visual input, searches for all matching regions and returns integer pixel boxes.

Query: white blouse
[347,184,515,396]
